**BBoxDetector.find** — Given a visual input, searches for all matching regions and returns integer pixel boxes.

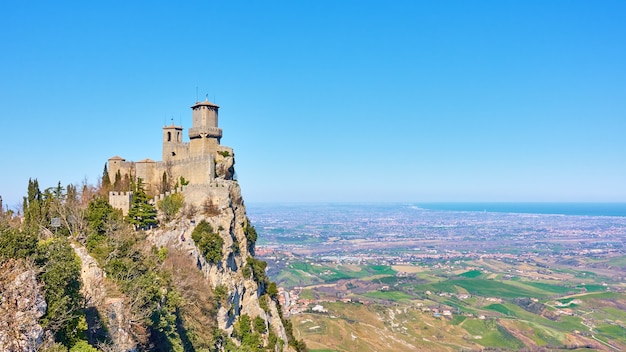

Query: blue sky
[1,1,625,208]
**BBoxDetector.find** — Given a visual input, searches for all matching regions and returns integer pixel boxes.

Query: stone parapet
[189,126,222,139]
[153,185,186,203]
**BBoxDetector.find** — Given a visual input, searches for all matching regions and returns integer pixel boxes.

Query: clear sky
[1,1,625,208]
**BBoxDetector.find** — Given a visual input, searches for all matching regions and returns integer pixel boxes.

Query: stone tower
[162,124,185,161]
[189,98,222,158]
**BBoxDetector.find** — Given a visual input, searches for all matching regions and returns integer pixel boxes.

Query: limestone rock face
[72,244,106,306]
[72,244,136,351]
[215,152,235,180]
[148,177,291,348]
[0,259,47,352]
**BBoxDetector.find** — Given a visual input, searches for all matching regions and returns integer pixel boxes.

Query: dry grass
[202,198,219,217]
[392,265,426,273]
[162,245,218,348]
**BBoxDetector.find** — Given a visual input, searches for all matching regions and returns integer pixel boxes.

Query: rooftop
[191,98,219,109]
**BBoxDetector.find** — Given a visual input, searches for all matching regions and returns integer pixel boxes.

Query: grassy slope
[274,259,626,351]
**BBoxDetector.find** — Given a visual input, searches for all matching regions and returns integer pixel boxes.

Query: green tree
[126,178,157,229]
[101,163,112,194]
[86,196,120,236]
[160,171,170,194]
[157,192,184,221]
[36,237,84,346]
[113,170,122,191]
[23,178,43,232]
[0,224,37,259]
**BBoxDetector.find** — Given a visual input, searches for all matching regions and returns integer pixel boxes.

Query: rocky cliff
[65,152,297,351]
[0,259,47,351]
[146,153,292,350]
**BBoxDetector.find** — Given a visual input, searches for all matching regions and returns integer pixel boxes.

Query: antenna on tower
[205,93,209,101]
[196,86,199,102]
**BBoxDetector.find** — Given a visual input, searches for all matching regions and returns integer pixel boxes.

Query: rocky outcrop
[71,244,136,351]
[215,149,235,180]
[148,176,291,348]
[0,259,47,352]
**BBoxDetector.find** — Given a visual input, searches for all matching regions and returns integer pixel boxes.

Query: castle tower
[189,98,222,158]
[162,123,184,161]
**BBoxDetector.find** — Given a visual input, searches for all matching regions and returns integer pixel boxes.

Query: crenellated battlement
[153,185,186,204]
[109,191,131,196]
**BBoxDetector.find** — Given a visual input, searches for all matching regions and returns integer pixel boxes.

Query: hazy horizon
[1,1,625,207]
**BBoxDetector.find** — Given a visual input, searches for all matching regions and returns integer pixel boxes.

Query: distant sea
[416,203,626,217]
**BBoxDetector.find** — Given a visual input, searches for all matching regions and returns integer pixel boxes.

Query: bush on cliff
[157,192,184,221]
[191,220,224,264]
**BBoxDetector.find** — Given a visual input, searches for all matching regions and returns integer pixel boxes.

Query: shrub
[244,221,257,253]
[259,294,269,312]
[157,193,184,221]
[245,257,270,290]
[267,282,279,300]
[191,220,224,264]
[253,316,266,334]
[202,199,219,216]
[214,284,228,306]
[69,341,98,352]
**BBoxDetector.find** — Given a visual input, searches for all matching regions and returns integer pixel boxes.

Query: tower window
[167,132,171,141]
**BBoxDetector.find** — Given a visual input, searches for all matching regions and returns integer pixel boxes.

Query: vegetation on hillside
[157,192,184,221]
[125,178,157,229]
[191,220,224,264]
[1,179,91,350]
[1,174,306,351]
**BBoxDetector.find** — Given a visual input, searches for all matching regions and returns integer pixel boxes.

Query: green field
[460,319,525,349]
[275,261,397,287]
[362,290,413,301]
[268,256,626,351]
[459,269,482,278]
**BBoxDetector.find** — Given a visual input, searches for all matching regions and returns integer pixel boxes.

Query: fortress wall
[153,185,186,203]
[158,155,215,186]
[109,191,132,216]
[163,142,191,162]
[136,162,157,191]
[108,154,218,197]
[108,160,135,184]
[180,183,230,209]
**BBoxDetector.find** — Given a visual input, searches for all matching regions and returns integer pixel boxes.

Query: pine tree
[125,178,157,229]
[113,170,122,191]
[101,163,112,194]
[23,178,43,231]
[160,171,169,194]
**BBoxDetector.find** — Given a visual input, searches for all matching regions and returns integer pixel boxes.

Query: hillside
[0,177,304,351]
[265,257,626,351]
